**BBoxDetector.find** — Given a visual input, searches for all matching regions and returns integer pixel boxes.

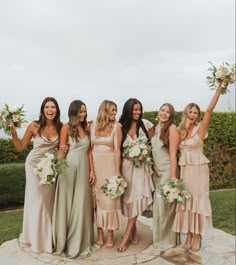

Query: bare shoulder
[29,122,40,135]
[87,120,94,131]
[117,122,122,128]
[169,124,179,134]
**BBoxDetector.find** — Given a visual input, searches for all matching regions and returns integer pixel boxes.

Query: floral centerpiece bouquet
[158,179,191,203]
[36,149,68,185]
[207,62,236,94]
[100,176,127,199]
[0,104,27,136]
[122,133,152,168]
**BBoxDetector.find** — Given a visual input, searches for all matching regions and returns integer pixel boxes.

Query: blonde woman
[173,82,223,252]
[90,100,122,249]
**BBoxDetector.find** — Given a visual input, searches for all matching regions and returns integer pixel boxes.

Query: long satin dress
[52,136,97,258]
[173,124,213,235]
[151,126,180,249]
[121,119,154,219]
[19,134,58,253]
[91,122,122,230]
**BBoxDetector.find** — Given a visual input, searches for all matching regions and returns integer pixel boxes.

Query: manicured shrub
[0,163,25,208]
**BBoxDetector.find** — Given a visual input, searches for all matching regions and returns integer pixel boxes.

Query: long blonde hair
[95,100,117,135]
[178,103,201,141]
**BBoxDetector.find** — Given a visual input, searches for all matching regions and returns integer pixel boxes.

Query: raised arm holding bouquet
[173,81,224,252]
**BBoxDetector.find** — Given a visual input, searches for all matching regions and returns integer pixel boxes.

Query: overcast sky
[0,0,235,128]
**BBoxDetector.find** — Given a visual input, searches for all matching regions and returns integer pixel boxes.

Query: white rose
[129,146,141,157]
[139,143,147,149]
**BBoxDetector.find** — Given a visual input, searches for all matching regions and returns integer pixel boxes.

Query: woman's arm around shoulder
[168,124,179,180]
[142,118,155,139]
[11,121,38,152]
[58,123,69,159]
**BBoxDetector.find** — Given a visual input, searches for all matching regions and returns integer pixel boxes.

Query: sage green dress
[52,136,97,258]
[151,126,180,249]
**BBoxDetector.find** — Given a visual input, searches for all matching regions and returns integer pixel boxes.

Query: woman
[173,83,223,252]
[151,103,180,249]
[52,100,97,258]
[90,100,122,249]
[118,98,154,252]
[11,97,62,253]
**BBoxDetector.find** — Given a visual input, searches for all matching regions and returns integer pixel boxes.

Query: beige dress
[52,136,97,258]
[91,122,122,230]
[19,134,58,253]
[173,124,213,235]
[151,126,180,249]
[121,119,154,219]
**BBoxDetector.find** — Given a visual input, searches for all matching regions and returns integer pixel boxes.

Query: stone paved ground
[0,215,235,265]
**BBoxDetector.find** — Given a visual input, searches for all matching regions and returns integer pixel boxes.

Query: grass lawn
[210,189,235,235]
[0,190,235,245]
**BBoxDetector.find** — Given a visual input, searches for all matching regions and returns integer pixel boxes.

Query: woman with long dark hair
[52,100,97,258]
[11,97,62,253]
[118,98,154,252]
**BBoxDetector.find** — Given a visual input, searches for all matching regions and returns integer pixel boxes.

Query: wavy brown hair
[68,100,87,141]
[159,103,176,147]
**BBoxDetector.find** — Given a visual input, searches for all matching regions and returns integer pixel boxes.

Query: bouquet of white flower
[36,149,67,185]
[158,179,191,204]
[0,104,27,136]
[122,133,152,168]
[100,176,127,199]
[207,62,236,94]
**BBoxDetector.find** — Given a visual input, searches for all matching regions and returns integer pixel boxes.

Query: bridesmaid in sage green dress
[52,100,97,258]
[151,103,180,249]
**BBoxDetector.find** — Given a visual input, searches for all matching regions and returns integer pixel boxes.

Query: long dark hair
[119,98,149,147]
[35,97,62,135]
[158,103,176,147]
[68,100,87,141]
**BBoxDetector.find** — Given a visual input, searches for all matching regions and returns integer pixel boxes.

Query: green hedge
[0,163,25,208]
[0,139,32,163]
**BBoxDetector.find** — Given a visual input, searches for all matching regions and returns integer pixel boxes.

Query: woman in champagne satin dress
[11,97,62,253]
[118,98,154,252]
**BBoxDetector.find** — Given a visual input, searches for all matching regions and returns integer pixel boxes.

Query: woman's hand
[89,171,96,185]
[59,144,69,153]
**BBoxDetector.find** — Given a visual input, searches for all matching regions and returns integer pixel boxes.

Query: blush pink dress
[173,124,213,235]
[91,122,122,230]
